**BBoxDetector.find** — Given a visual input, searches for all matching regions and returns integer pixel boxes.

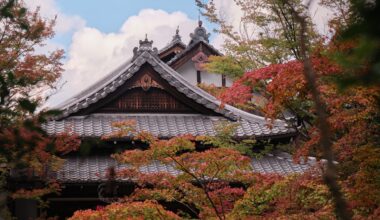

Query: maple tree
[48,1,380,219]
[70,201,181,220]
[219,1,380,218]
[220,38,380,219]
[69,120,339,219]
[101,120,254,219]
[0,0,80,218]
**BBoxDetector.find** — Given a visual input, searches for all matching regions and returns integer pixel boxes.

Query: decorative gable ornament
[172,27,182,43]
[137,74,162,91]
[191,51,208,71]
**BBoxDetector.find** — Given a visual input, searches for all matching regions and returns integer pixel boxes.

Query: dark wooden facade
[97,88,196,113]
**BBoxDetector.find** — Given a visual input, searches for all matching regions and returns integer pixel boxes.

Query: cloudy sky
[23,0,331,107]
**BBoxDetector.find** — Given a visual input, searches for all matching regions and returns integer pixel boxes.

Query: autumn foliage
[219,38,380,218]
[0,1,80,216]
[70,201,181,220]
[63,118,336,219]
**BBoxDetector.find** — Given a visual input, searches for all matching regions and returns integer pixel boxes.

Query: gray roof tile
[43,114,293,139]
[55,153,317,183]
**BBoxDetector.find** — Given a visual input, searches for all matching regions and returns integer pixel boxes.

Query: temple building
[11,22,316,219]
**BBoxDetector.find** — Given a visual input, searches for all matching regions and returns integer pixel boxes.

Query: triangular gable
[57,38,236,120]
[72,63,219,116]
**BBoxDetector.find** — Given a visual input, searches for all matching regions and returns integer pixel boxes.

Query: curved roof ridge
[55,58,134,109]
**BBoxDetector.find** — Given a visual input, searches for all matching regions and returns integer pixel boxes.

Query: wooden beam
[197,71,201,84]
[222,75,226,87]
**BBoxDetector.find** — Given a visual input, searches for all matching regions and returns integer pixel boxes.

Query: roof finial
[189,12,210,45]
[145,33,148,41]
[172,26,182,42]
[198,8,202,27]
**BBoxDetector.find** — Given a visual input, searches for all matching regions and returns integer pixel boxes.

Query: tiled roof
[54,153,316,183]
[48,45,293,133]
[42,114,293,139]
[54,49,237,121]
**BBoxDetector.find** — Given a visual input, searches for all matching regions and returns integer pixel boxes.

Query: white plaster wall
[225,77,233,87]
[177,60,197,85]
[176,60,234,87]
[201,71,222,86]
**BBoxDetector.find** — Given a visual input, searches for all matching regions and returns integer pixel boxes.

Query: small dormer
[167,21,233,87]
[159,27,186,63]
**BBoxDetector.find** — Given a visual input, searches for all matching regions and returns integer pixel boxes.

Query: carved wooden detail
[96,88,195,113]
[129,74,163,91]
[192,51,208,71]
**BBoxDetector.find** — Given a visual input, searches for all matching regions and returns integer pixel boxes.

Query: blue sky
[24,0,221,106]
[25,0,330,107]
[53,0,204,50]
[56,0,200,31]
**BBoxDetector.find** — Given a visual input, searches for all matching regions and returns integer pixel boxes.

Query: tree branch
[286,0,351,219]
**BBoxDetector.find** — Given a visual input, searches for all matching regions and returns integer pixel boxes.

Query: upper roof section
[166,22,222,70]
[54,37,286,124]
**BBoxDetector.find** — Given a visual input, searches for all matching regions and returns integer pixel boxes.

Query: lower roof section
[54,153,316,183]
[42,114,294,139]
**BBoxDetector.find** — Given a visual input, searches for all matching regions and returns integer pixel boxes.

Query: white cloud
[47,9,198,107]
[309,0,334,35]
[24,0,86,34]
[34,0,333,107]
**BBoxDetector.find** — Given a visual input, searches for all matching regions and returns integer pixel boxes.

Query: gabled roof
[167,39,222,68]
[48,37,294,139]
[55,49,235,119]
[166,21,222,70]
[56,39,266,122]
